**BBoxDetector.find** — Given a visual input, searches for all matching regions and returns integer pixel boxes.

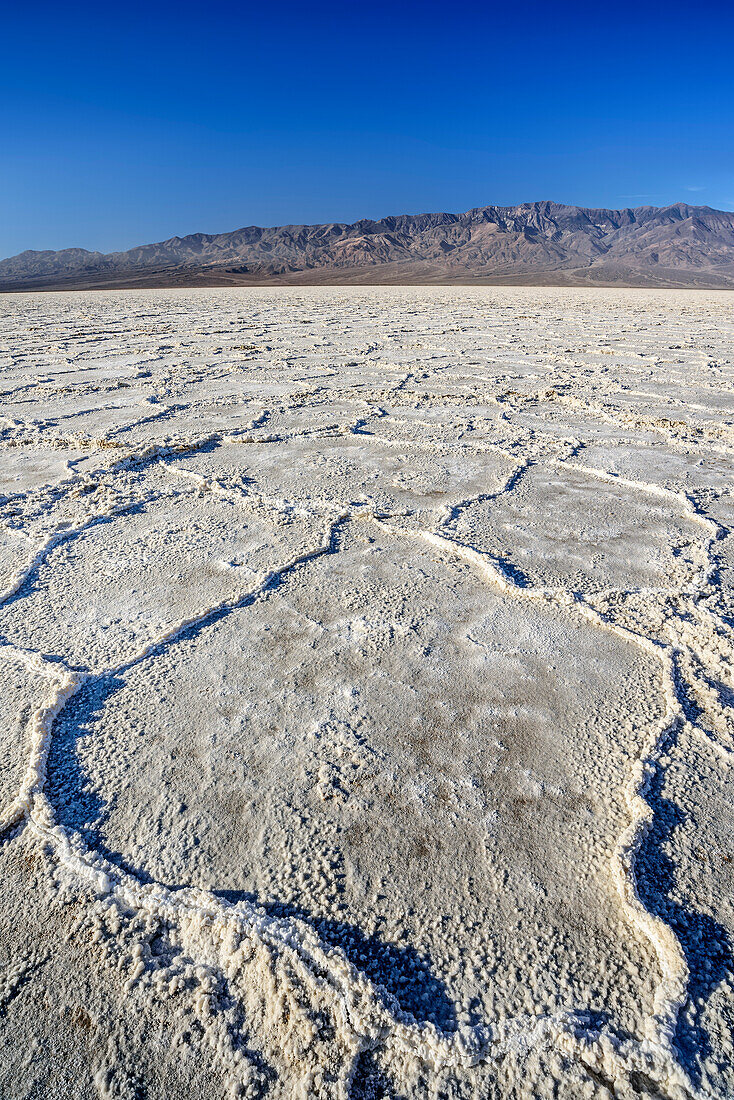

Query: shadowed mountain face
[2,201,734,290]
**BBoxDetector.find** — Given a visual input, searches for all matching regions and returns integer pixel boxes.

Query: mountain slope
[2,201,734,290]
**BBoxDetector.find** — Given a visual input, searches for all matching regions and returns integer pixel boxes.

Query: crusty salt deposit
[0,286,732,1099]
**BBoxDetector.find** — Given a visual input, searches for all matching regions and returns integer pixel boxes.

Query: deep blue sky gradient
[2,0,733,258]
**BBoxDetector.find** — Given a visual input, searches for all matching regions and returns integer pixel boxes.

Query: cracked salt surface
[0,287,733,1099]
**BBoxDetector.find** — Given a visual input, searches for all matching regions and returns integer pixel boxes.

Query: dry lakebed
[0,286,733,1100]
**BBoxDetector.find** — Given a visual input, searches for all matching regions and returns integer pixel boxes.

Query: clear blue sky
[2,0,733,259]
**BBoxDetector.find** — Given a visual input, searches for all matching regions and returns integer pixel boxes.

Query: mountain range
[2,201,734,291]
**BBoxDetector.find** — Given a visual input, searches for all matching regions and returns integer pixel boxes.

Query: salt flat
[0,286,732,1100]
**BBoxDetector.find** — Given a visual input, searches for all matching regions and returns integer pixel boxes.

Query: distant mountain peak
[2,201,733,291]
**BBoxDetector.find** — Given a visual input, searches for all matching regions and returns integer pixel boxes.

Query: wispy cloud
[685,186,706,192]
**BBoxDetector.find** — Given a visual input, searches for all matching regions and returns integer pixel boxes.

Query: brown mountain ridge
[2,200,734,291]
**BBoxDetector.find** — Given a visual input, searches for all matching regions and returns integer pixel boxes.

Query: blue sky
[2,0,733,258]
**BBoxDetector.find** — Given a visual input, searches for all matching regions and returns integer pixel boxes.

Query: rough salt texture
[0,286,732,1100]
